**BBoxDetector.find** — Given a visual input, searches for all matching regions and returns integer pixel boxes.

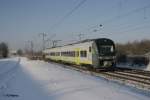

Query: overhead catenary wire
[97,21,150,36]
[47,0,150,44]
[78,3,150,34]
[42,0,87,47]
[49,0,87,32]
[115,23,150,34]
[106,19,150,33]
[74,2,150,40]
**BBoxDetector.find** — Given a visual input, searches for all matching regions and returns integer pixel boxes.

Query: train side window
[84,51,87,57]
[80,51,87,57]
[89,47,91,52]
[56,52,60,56]
[73,51,75,57]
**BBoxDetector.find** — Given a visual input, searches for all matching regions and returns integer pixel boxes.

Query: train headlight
[104,61,112,67]
[99,57,103,59]
[113,56,116,59]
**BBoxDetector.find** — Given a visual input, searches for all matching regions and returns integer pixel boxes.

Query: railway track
[43,59,150,91]
[66,64,150,91]
[98,71,150,88]
[114,67,150,77]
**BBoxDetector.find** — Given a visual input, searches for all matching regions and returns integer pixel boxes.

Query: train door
[75,48,80,65]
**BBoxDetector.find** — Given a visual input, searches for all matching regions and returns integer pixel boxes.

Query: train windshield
[95,39,115,56]
[99,45,114,55]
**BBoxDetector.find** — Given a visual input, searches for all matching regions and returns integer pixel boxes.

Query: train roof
[66,38,113,45]
[45,38,114,49]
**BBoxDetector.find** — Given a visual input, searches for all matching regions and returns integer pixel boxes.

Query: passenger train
[43,38,116,68]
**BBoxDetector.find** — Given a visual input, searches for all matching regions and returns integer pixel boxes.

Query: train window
[61,52,63,56]
[50,52,55,56]
[80,51,87,57]
[69,51,71,56]
[89,46,91,52]
[55,52,60,56]
[100,46,113,54]
[73,51,75,57]
[67,51,75,57]
[68,51,70,56]
[84,51,87,57]
[61,51,76,57]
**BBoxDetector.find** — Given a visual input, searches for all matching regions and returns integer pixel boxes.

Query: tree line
[0,42,9,58]
[116,39,150,55]
[116,39,150,64]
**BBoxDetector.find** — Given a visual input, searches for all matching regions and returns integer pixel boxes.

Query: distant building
[9,50,17,56]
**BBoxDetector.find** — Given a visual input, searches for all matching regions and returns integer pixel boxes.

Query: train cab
[92,38,116,68]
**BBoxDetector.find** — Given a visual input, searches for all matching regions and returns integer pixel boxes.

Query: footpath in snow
[0,57,150,100]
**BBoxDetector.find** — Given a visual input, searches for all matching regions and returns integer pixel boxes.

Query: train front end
[94,38,116,68]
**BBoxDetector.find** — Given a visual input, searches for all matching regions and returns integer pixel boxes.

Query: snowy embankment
[0,57,20,88]
[0,57,20,99]
[0,57,150,100]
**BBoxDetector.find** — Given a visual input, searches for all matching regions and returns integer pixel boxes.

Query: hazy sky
[0,0,150,50]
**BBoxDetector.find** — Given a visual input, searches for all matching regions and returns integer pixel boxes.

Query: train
[43,38,116,69]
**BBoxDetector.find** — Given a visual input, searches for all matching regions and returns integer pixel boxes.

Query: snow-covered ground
[0,57,150,100]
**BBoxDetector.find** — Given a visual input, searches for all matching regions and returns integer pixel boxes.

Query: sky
[0,0,150,51]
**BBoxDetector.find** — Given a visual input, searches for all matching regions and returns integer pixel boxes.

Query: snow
[0,57,150,100]
[0,57,20,89]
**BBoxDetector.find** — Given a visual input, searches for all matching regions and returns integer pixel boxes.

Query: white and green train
[43,38,116,68]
